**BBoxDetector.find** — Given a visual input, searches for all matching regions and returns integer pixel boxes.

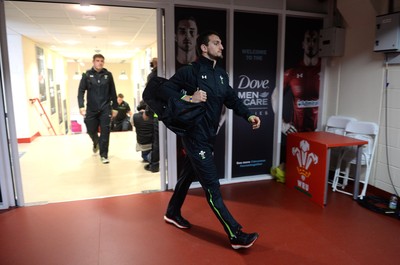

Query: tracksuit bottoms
[84,108,111,158]
[166,136,242,238]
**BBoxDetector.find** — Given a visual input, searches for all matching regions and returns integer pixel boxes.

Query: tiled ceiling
[4,1,157,63]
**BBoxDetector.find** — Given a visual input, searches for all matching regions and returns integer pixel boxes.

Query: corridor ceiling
[4,1,157,63]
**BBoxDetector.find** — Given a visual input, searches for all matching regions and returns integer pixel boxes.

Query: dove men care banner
[232,12,278,178]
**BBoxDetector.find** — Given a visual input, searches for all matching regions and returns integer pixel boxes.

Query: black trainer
[164,214,191,229]
[92,143,99,153]
[144,164,159,173]
[230,230,259,249]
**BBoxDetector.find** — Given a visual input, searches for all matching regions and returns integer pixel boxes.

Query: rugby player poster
[277,17,323,166]
[174,7,227,179]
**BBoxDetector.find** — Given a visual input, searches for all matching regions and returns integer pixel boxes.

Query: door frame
[0,0,25,208]
[0,0,171,207]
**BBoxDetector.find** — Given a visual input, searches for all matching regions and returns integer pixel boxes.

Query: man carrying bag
[142,62,206,136]
[159,31,261,250]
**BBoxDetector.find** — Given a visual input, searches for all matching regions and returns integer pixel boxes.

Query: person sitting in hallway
[143,106,159,173]
[132,100,154,162]
[142,58,160,173]
[111,93,133,131]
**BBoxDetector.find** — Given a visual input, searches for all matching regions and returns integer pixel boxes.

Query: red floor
[1,180,399,265]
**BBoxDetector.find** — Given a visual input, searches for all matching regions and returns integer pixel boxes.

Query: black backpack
[142,64,206,136]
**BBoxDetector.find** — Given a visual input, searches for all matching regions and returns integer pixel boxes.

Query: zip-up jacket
[77,67,118,112]
[160,56,252,139]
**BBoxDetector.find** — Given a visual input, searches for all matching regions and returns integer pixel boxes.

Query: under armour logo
[199,150,206,160]
[220,75,224,84]
[296,73,303,78]
[202,75,207,79]
[105,75,108,79]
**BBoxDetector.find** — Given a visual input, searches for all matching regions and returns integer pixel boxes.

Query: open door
[0,0,25,208]
[1,1,170,206]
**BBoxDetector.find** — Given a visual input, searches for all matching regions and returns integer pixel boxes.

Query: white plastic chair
[325,116,357,175]
[331,121,379,199]
[325,115,357,135]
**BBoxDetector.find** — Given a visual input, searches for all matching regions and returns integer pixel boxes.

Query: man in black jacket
[161,31,261,249]
[77,54,118,164]
[144,59,160,173]
[147,57,158,82]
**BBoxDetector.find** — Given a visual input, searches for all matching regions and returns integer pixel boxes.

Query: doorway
[3,1,163,205]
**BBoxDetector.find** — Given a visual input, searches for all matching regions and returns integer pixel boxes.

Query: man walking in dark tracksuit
[77,54,118,164]
[161,31,261,249]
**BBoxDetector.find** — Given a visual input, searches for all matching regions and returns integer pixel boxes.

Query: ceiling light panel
[82,26,102,32]
[5,1,157,63]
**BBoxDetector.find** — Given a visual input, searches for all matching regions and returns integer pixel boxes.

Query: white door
[0,0,25,208]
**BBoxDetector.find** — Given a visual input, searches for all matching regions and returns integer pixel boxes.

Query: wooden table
[285,131,368,207]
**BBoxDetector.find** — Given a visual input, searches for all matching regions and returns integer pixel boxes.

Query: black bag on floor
[357,196,400,220]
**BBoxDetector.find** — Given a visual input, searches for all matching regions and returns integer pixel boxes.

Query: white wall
[326,0,400,195]
[336,0,384,122]
[376,68,400,194]
[7,33,30,138]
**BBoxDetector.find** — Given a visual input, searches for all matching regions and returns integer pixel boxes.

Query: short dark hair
[196,30,220,56]
[93,54,104,61]
[137,100,147,111]
[117,93,124,98]
[175,16,198,32]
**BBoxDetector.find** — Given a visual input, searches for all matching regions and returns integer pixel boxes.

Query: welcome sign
[232,12,277,177]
